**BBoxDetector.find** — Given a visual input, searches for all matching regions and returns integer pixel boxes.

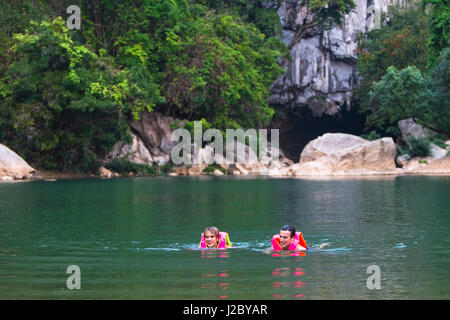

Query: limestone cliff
[269,0,401,116]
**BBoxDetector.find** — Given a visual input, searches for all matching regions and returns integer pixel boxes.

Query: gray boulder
[398,118,436,140]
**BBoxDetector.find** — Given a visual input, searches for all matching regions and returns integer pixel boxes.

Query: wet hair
[203,227,219,238]
[280,225,296,238]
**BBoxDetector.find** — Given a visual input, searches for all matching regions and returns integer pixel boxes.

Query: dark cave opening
[270,106,367,161]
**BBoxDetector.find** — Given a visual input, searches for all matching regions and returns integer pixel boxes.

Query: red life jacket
[271,232,308,251]
[200,232,231,249]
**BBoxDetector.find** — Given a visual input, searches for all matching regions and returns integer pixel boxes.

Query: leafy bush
[422,0,450,67]
[104,159,174,176]
[104,159,157,176]
[367,59,450,137]
[0,0,366,173]
[356,2,450,137]
[430,137,448,149]
[0,18,161,172]
[203,164,227,174]
[356,3,430,113]
[79,0,288,130]
[159,162,174,175]
[403,137,432,158]
[361,130,382,141]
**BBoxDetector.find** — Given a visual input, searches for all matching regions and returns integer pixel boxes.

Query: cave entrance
[271,107,366,161]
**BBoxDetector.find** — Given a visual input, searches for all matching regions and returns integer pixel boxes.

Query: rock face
[0,144,35,180]
[396,126,450,173]
[107,112,176,166]
[172,141,294,176]
[99,166,118,178]
[274,133,398,176]
[270,0,400,116]
[129,112,178,165]
[107,132,156,165]
[173,164,207,176]
[396,118,450,173]
[398,118,437,140]
[106,111,294,176]
[401,156,450,174]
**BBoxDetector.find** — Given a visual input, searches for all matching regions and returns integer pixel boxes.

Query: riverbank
[21,150,450,181]
[2,132,449,182]
[2,164,449,183]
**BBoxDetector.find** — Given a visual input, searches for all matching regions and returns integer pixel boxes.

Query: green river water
[0,175,449,299]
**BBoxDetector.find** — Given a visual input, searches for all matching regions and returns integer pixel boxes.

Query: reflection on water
[200,269,230,299]
[197,248,310,299]
[198,249,231,299]
[200,249,230,259]
[272,267,307,299]
[271,251,307,257]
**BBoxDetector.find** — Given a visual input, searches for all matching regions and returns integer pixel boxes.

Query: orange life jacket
[271,232,308,251]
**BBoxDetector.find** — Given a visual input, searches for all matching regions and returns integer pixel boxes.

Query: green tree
[191,0,284,38]
[368,50,450,136]
[0,0,292,172]
[368,66,432,131]
[356,3,430,118]
[427,47,450,134]
[159,12,287,129]
[422,0,450,67]
[76,0,288,129]
[0,18,162,171]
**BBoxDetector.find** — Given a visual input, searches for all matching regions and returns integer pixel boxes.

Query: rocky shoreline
[3,161,449,183]
[3,165,449,182]
[2,113,449,182]
[2,132,449,182]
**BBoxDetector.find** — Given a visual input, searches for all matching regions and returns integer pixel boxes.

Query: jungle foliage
[356,1,449,138]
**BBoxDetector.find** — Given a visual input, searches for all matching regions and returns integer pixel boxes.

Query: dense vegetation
[0,0,358,172]
[0,0,448,173]
[0,0,290,172]
[356,0,449,143]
